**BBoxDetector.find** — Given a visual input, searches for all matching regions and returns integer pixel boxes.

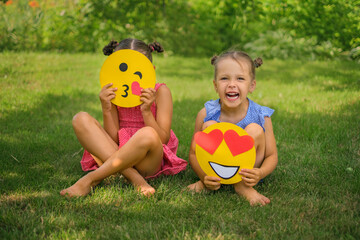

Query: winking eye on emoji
[100,49,156,108]
[195,122,256,184]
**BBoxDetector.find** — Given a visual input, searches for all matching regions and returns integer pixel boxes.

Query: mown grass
[0,52,359,239]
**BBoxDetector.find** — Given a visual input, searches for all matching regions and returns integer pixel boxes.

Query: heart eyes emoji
[195,129,254,156]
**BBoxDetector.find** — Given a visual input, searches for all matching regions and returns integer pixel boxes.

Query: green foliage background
[1,0,359,59]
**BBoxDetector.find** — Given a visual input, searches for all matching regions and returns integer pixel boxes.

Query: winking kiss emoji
[100,49,156,108]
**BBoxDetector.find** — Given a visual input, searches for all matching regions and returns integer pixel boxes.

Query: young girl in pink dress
[60,38,187,197]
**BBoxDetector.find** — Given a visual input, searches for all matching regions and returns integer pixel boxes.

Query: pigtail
[211,55,218,65]
[102,40,119,56]
[254,57,263,68]
[148,42,164,53]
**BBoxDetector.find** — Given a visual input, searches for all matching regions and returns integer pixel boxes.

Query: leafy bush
[0,0,359,60]
[0,1,43,51]
[243,29,343,60]
[349,47,360,61]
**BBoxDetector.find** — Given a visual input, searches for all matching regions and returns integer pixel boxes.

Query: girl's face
[213,57,256,109]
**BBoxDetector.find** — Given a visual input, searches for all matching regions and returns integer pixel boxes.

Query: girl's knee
[246,123,265,167]
[245,123,264,141]
[136,127,161,148]
[72,112,96,130]
[202,120,217,130]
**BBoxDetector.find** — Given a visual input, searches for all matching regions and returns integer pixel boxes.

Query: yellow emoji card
[100,49,156,108]
[195,122,256,184]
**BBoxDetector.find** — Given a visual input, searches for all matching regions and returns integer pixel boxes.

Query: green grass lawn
[1,52,359,239]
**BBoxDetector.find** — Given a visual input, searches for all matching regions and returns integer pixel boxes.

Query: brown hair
[211,51,263,80]
[102,38,164,62]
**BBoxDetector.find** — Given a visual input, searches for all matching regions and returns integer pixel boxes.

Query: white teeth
[209,162,239,179]
[226,93,239,99]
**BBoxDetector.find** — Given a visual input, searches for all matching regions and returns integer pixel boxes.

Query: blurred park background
[1,0,359,60]
[1,1,360,239]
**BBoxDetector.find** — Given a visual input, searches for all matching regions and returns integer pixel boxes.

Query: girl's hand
[99,83,117,112]
[203,176,221,191]
[140,88,156,112]
[239,168,264,187]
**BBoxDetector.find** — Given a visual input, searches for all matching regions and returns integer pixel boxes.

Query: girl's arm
[259,117,278,177]
[99,83,120,144]
[103,104,120,144]
[140,85,172,144]
[240,117,278,186]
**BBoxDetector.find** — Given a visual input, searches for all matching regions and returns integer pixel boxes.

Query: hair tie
[150,46,154,51]
[254,58,263,68]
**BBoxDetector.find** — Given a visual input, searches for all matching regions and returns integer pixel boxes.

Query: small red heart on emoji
[223,130,254,156]
[131,81,142,96]
[195,129,223,155]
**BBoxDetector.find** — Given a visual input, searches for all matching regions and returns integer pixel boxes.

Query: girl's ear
[249,80,256,93]
[213,80,218,93]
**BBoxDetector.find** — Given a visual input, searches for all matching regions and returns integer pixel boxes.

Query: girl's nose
[228,79,236,88]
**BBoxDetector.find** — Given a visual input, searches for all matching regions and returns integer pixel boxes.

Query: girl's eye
[237,77,244,81]
[220,77,228,81]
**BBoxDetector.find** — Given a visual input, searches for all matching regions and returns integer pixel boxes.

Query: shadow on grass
[1,90,359,193]
[271,99,360,196]
[0,91,102,194]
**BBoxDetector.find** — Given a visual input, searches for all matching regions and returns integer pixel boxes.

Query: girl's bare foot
[60,175,99,198]
[136,183,156,197]
[128,176,156,197]
[234,181,270,206]
[187,180,207,193]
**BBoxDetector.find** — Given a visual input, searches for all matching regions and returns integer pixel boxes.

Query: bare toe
[262,195,271,204]
[187,181,206,193]
[136,183,156,197]
[141,188,156,197]
[60,188,77,198]
[234,182,270,206]
[60,177,92,198]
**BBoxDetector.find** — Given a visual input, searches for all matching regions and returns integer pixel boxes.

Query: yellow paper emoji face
[100,49,156,108]
[195,122,256,184]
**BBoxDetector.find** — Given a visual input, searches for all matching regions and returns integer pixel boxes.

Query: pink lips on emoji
[131,81,143,96]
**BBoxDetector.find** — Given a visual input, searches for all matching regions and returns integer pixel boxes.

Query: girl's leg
[64,112,161,196]
[202,120,217,131]
[60,126,163,197]
[234,123,269,206]
[187,120,217,192]
[72,112,118,163]
[245,123,265,168]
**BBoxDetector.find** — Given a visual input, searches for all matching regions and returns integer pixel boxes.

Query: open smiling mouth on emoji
[209,162,240,179]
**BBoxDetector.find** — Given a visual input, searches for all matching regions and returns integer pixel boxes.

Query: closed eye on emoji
[134,71,142,79]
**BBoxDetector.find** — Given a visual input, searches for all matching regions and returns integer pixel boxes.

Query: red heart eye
[194,129,223,155]
[223,130,254,156]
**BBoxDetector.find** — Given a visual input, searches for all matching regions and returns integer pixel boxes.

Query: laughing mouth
[209,162,239,179]
[226,92,239,100]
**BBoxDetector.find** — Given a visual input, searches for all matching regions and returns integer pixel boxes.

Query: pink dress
[80,83,188,178]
